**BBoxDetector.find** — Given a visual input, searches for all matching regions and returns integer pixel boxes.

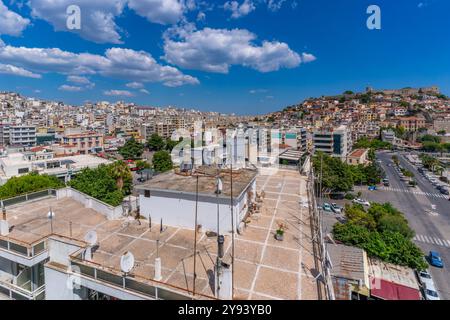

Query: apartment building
[396,116,426,132]
[313,125,351,160]
[141,117,187,140]
[0,125,36,147]
[61,132,104,155]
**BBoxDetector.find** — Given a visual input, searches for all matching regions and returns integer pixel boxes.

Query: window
[144,190,151,198]
[18,167,29,174]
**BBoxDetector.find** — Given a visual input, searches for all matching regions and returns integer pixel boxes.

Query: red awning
[370,277,421,300]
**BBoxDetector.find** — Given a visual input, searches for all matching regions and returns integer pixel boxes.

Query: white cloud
[127,0,190,25]
[301,53,316,63]
[197,11,206,21]
[266,0,287,11]
[126,81,144,89]
[27,0,127,44]
[0,43,199,87]
[163,26,313,73]
[0,63,41,78]
[67,75,95,89]
[140,88,150,94]
[249,89,267,94]
[59,84,83,92]
[0,0,30,36]
[224,0,255,19]
[25,1,205,44]
[104,89,134,97]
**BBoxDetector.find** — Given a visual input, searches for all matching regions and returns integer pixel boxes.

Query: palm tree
[110,161,131,191]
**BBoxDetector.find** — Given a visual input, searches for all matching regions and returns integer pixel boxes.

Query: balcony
[0,267,45,300]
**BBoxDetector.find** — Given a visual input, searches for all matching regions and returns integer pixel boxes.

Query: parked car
[416,270,434,288]
[382,179,390,187]
[440,188,449,195]
[423,283,440,300]
[368,185,377,191]
[353,198,370,206]
[331,203,342,214]
[428,251,444,268]
[322,203,333,212]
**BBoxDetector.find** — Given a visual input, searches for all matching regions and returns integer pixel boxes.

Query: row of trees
[118,135,174,173]
[313,153,383,193]
[353,137,392,151]
[0,173,64,200]
[420,154,444,175]
[333,203,427,270]
[147,134,180,152]
[69,161,132,207]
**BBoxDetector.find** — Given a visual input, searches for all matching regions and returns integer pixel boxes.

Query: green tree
[0,173,64,200]
[147,134,165,151]
[108,161,132,192]
[420,134,441,144]
[119,137,144,160]
[135,160,151,172]
[165,139,180,152]
[69,164,127,206]
[392,155,399,166]
[152,150,173,173]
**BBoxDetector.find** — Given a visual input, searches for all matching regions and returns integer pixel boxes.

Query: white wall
[44,266,86,300]
[140,194,237,234]
[140,180,255,234]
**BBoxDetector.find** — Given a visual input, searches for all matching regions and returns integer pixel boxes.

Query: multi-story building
[0,125,37,147]
[313,125,351,161]
[61,131,104,155]
[396,116,426,132]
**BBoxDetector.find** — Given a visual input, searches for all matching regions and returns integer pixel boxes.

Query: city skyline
[0,0,449,114]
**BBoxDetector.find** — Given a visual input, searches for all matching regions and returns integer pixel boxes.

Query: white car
[353,198,370,206]
[423,283,440,300]
[417,270,434,288]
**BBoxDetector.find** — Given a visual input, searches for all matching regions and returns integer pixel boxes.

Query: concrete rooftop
[135,167,258,199]
[2,169,320,300]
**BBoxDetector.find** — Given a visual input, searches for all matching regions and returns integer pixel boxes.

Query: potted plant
[275,222,288,241]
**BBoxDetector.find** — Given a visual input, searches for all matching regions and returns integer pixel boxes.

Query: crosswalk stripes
[379,186,448,199]
[414,234,450,247]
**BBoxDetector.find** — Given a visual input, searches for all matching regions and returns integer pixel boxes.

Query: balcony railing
[70,252,214,300]
[0,278,45,300]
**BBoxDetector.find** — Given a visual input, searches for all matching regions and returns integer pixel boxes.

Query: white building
[135,167,257,234]
[0,152,111,185]
[313,125,351,161]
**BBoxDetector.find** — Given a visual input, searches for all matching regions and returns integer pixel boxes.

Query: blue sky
[0,0,449,115]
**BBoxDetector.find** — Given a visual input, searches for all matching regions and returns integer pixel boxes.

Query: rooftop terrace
[135,167,258,199]
[2,169,320,300]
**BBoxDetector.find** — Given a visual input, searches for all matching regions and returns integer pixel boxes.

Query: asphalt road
[361,151,450,299]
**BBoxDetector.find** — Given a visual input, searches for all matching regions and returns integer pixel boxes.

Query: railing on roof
[0,189,57,208]
[0,236,48,259]
[69,251,214,301]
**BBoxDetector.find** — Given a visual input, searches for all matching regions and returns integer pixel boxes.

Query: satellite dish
[84,230,98,246]
[120,251,135,274]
